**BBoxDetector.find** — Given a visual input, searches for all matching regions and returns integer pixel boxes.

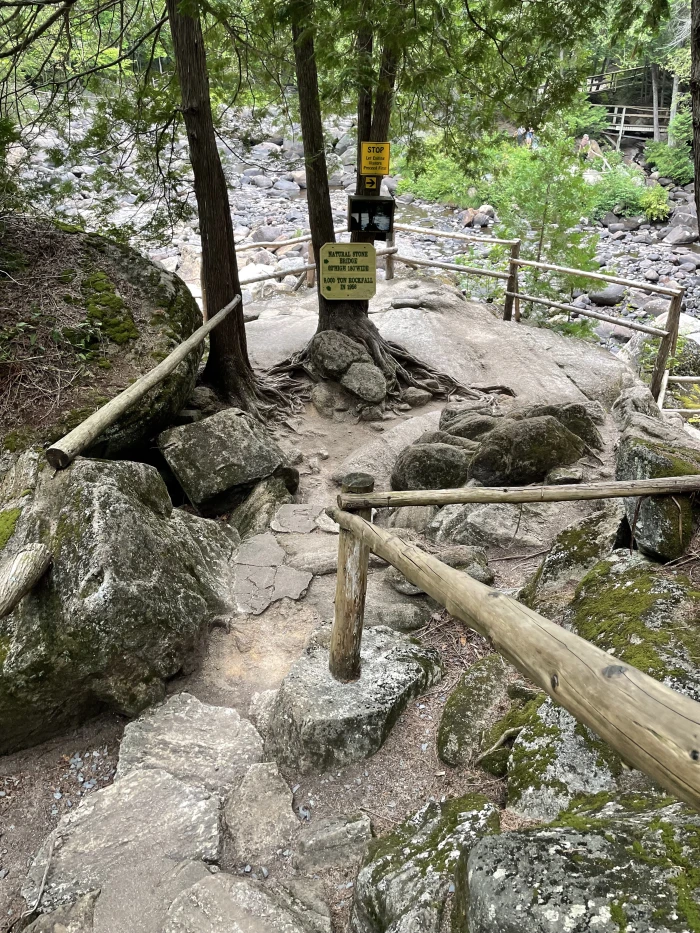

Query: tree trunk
[693,0,700,222]
[651,61,661,143]
[166,0,256,406]
[668,71,680,147]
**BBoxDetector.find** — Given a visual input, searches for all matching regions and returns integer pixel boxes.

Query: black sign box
[347,195,395,241]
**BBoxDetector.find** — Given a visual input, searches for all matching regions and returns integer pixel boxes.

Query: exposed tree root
[203,363,309,421]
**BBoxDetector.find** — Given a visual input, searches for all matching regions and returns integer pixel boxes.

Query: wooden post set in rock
[328,473,700,811]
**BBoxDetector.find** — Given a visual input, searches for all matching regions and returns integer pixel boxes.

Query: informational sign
[360,141,390,176]
[365,177,378,190]
[347,195,395,242]
[320,243,376,300]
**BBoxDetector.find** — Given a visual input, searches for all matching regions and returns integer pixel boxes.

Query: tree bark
[692,0,700,223]
[166,0,256,405]
[651,61,661,142]
[668,71,680,147]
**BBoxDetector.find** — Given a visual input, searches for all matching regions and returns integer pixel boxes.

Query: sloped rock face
[470,416,586,486]
[437,654,509,767]
[616,412,700,561]
[264,625,443,772]
[0,454,237,754]
[459,795,700,933]
[159,408,296,514]
[351,795,499,933]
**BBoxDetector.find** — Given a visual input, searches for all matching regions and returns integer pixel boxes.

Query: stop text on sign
[319,242,377,301]
[360,141,391,177]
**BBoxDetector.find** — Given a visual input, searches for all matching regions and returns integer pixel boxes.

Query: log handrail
[46,296,241,470]
[327,506,700,811]
[504,291,668,338]
[337,475,700,511]
[512,258,683,297]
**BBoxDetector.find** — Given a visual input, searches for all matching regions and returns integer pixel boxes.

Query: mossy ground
[0,507,21,551]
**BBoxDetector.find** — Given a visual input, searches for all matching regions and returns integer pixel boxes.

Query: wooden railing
[328,473,700,811]
[658,372,700,416]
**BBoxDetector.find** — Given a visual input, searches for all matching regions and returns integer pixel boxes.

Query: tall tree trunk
[166,0,256,407]
[668,71,680,147]
[692,0,700,222]
[651,61,661,143]
[353,26,373,202]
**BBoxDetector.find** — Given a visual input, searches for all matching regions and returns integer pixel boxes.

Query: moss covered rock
[616,412,700,561]
[509,401,604,450]
[476,692,547,778]
[437,654,509,766]
[470,416,586,486]
[0,453,239,754]
[228,476,292,540]
[351,794,499,933]
[390,443,472,491]
[460,793,700,932]
[520,504,626,610]
[569,552,700,700]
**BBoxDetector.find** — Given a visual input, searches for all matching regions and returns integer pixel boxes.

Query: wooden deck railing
[328,474,700,811]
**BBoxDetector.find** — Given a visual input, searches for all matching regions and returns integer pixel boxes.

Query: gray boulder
[390,443,472,490]
[351,795,499,933]
[224,762,299,865]
[508,402,603,449]
[24,894,98,932]
[616,412,700,560]
[0,455,238,754]
[159,408,296,514]
[294,813,372,871]
[401,387,433,407]
[439,401,497,433]
[340,361,387,403]
[437,654,509,766]
[470,416,586,486]
[589,284,626,306]
[264,625,443,772]
[428,501,550,549]
[664,224,698,245]
[460,795,700,933]
[611,384,662,426]
[116,693,263,794]
[415,430,480,452]
[228,475,292,540]
[308,330,371,378]
[443,412,500,440]
[164,874,332,933]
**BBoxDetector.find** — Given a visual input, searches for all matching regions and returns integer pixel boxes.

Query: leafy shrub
[589,163,645,217]
[645,140,694,185]
[395,145,478,206]
[638,185,670,222]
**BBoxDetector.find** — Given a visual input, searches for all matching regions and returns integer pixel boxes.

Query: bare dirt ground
[0,391,619,932]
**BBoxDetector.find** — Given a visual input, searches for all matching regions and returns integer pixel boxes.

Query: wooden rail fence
[328,474,700,811]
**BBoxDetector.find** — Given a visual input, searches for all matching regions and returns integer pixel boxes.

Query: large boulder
[351,795,499,933]
[588,284,626,306]
[470,416,586,486]
[264,625,443,772]
[616,412,700,560]
[437,654,509,767]
[442,412,501,440]
[227,475,292,540]
[308,330,371,377]
[390,443,472,491]
[459,794,700,933]
[224,762,299,866]
[159,408,297,514]
[508,402,603,449]
[340,361,387,403]
[428,500,552,549]
[0,453,238,754]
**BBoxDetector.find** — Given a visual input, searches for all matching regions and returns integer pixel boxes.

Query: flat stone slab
[224,762,299,866]
[271,503,325,534]
[235,532,286,567]
[164,874,331,933]
[264,625,443,772]
[233,533,313,614]
[22,769,219,931]
[294,813,372,871]
[116,693,263,795]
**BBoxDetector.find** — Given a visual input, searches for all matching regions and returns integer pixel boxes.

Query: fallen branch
[474,726,523,765]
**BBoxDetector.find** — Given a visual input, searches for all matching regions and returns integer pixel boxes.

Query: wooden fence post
[385,232,395,280]
[503,240,521,321]
[650,290,684,399]
[329,472,374,682]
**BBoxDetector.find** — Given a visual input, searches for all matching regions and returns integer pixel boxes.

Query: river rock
[616,412,700,560]
[351,795,499,933]
[437,654,509,766]
[664,224,698,245]
[224,762,299,865]
[508,402,603,449]
[589,284,626,306]
[264,625,443,772]
[228,476,292,540]
[469,416,586,486]
[390,443,471,490]
[159,408,294,514]
[164,874,331,933]
[0,455,238,755]
[308,330,371,377]
[116,693,263,794]
[460,794,700,932]
[340,361,387,403]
